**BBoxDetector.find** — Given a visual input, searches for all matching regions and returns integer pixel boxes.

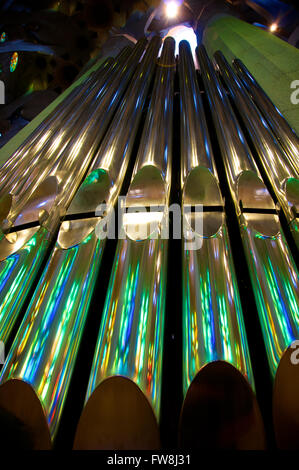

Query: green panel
[203,16,299,136]
[0,55,108,166]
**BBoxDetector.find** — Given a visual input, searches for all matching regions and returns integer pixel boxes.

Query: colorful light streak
[182,225,255,396]
[198,45,299,383]
[10,52,18,72]
[0,228,50,343]
[179,42,255,400]
[0,38,161,447]
[74,39,175,448]
[241,226,299,377]
[87,238,167,419]
[0,231,104,439]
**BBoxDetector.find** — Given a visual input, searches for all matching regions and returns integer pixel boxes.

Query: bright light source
[165,1,179,19]
[163,26,198,65]
[269,23,278,32]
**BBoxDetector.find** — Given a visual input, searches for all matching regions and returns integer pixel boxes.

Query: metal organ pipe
[73,37,175,450]
[0,46,133,200]
[214,51,299,450]
[0,55,116,187]
[0,32,297,451]
[0,40,145,345]
[0,37,161,449]
[197,45,299,450]
[178,40,265,449]
[232,58,299,173]
[214,51,299,251]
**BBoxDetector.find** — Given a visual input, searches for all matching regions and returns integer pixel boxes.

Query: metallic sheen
[197,46,299,380]
[0,41,145,344]
[214,50,299,250]
[179,41,264,449]
[74,37,175,450]
[0,37,160,447]
[233,58,299,173]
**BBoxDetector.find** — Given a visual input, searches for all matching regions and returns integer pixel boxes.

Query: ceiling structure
[0,0,298,143]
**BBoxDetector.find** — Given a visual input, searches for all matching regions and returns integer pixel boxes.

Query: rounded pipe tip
[273,344,299,449]
[179,361,266,449]
[73,376,160,450]
[0,379,51,450]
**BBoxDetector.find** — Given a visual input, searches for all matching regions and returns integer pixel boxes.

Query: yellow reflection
[269,23,278,32]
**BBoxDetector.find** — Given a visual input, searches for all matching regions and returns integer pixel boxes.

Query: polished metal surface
[197,46,299,383]
[0,34,297,451]
[179,41,264,449]
[74,37,175,450]
[0,224,104,443]
[233,58,299,173]
[74,236,168,449]
[0,37,161,447]
[196,47,258,207]
[180,39,255,390]
[86,36,163,212]
[179,41,215,181]
[214,51,299,249]
[127,37,175,195]
[0,66,98,175]
[0,56,115,190]
[0,41,146,344]
[0,47,132,202]
[239,218,299,376]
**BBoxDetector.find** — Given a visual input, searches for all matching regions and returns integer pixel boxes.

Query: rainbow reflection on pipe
[179,40,264,449]
[74,37,175,450]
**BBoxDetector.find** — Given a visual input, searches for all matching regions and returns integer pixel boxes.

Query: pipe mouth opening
[273,344,299,449]
[237,171,279,236]
[58,170,112,249]
[13,175,59,228]
[124,166,167,241]
[179,361,266,449]
[183,167,223,237]
[0,379,51,450]
[67,169,111,216]
[126,166,166,209]
[73,376,160,450]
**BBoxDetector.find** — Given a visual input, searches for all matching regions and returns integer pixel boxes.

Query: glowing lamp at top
[165,1,180,19]
[269,23,278,33]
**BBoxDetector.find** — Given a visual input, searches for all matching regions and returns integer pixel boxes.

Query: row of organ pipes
[0,35,298,449]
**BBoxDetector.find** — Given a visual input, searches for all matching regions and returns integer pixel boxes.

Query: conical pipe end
[73,376,160,450]
[179,361,266,450]
[273,345,299,449]
[0,379,51,450]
